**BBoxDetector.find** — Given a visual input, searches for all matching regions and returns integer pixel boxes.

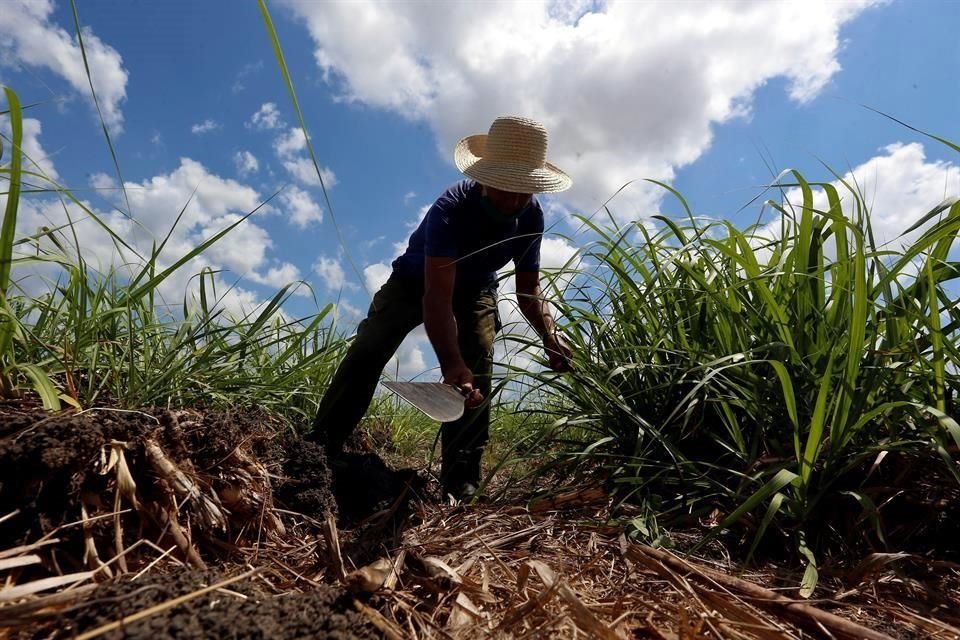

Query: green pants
[311,273,498,492]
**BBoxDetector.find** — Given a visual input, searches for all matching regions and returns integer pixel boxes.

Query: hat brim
[454,134,572,194]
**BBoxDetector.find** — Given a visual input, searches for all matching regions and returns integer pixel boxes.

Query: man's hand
[543,333,573,373]
[442,363,484,408]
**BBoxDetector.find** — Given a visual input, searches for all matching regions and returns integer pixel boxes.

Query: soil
[0,405,425,639]
[33,570,378,640]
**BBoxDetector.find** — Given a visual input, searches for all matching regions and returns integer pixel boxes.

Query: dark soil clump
[0,407,337,561]
[331,451,426,528]
[275,436,337,518]
[48,570,378,640]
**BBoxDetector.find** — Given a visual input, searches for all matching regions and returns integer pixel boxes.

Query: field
[2,5,960,639]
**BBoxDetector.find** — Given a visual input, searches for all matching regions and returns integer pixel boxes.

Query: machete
[381,381,470,422]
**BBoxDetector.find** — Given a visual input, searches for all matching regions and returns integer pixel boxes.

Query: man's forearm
[518,292,558,340]
[423,295,465,372]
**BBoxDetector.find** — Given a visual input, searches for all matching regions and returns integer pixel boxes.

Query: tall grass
[1,85,347,422]
[510,159,960,583]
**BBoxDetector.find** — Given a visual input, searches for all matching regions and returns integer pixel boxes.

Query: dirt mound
[1,405,432,638]
[274,436,337,518]
[331,451,426,526]
[42,570,377,640]
[0,407,337,563]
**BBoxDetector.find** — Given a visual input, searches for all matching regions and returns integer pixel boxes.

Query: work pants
[311,273,498,493]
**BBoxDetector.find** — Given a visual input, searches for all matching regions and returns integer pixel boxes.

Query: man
[310,115,573,500]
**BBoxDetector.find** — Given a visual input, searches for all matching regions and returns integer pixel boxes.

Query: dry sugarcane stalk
[0,571,95,603]
[101,441,139,573]
[353,598,405,640]
[0,538,61,560]
[496,569,562,632]
[526,485,609,514]
[528,559,623,640]
[384,550,406,591]
[151,498,205,570]
[321,512,346,580]
[0,583,98,628]
[631,545,895,640]
[80,504,113,580]
[344,557,395,594]
[0,555,41,571]
[144,439,227,531]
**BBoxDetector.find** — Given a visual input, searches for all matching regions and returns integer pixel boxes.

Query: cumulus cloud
[363,262,392,292]
[191,119,221,134]
[272,126,338,189]
[278,184,323,227]
[3,151,296,319]
[247,102,284,130]
[1,116,59,181]
[313,254,356,291]
[274,127,307,157]
[234,150,259,176]
[388,327,433,380]
[767,142,960,255]
[280,0,880,219]
[0,0,128,131]
[282,157,338,189]
[248,261,308,294]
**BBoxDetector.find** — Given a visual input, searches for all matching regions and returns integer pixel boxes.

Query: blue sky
[1,0,958,378]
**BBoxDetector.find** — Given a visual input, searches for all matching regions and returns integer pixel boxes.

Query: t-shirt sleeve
[514,204,544,272]
[424,187,461,258]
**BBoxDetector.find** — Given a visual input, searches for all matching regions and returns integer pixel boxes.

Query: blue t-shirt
[392,180,543,290]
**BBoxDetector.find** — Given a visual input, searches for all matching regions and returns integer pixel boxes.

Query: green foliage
[510,158,960,581]
[0,82,347,422]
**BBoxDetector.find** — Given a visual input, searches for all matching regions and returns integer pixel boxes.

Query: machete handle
[453,384,484,409]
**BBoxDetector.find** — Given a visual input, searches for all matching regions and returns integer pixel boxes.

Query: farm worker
[310,115,573,500]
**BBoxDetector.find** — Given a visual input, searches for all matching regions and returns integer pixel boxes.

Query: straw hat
[454,116,572,194]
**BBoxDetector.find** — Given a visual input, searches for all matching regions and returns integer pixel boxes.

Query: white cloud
[6,154,289,317]
[392,204,430,256]
[279,185,324,227]
[281,0,880,220]
[247,102,284,130]
[768,142,960,256]
[282,157,338,189]
[234,150,259,176]
[1,116,59,181]
[539,235,579,270]
[0,114,315,322]
[313,254,354,291]
[270,126,338,189]
[364,262,392,292]
[274,127,307,157]
[249,261,308,294]
[387,327,433,380]
[0,0,128,131]
[191,119,221,134]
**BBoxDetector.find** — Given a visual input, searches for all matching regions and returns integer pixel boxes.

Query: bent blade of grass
[69,0,132,218]
[699,468,800,548]
[257,0,368,297]
[125,189,281,303]
[924,258,947,412]
[1,87,23,295]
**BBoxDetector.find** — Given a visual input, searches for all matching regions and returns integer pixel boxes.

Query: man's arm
[424,256,483,401]
[516,271,572,372]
